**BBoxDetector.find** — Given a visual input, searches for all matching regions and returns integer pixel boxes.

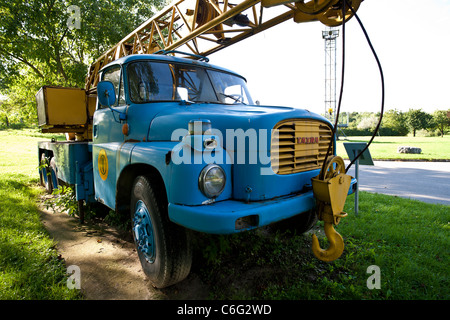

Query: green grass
[196,193,449,300]
[1,128,448,300]
[337,193,449,299]
[336,136,450,161]
[0,129,79,299]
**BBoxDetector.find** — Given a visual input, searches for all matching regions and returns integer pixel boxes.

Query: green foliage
[1,128,449,300]
[338,193,449,300]
[336,136,450,161]
[192,192,449,300]
[0,71,44,127]
[340,110,407,136]
[381,109,409,136]
[356,113,379,131]
[431,109,450,137]
[73,0,165,59]
[44,185,78,217]
[406,108,433,137]
[0,129,81,299]
[0,0,165,128]
[338,109,445,137]
[198,235,233,266]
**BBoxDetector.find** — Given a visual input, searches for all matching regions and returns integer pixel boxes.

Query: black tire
[40,154,53,193]
[49,157,59,190]
[271,209,318,235]
[295,209,319,234]
[130,175,192,288]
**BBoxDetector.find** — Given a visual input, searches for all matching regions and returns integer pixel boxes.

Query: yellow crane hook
[312,222,345,262]
[311,156,352,262]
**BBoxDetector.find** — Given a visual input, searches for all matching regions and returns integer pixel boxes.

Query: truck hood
[148,103,329,143]
[147,103,332,202]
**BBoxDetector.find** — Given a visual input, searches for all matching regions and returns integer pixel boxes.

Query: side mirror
[177,87,192,105]
[97,81,116,107]
[97,80,126,122]
[177,87,189,101]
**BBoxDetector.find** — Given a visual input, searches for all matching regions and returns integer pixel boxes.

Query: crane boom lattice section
[85,0,361,91]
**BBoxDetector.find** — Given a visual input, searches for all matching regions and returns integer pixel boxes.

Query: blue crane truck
[36,53,356,288]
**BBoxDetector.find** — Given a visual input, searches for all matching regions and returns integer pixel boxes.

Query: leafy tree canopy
[0,0,165,125]
[406,108,433,137]
[432,109,450,137]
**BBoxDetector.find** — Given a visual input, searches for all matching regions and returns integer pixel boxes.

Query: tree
[381,109,409,136]
[0,0,165,127]
[405,108,432,137]
[357,113,379,131]
[432,110,450,137]
[0,0,165,87]
[0,70,46,126]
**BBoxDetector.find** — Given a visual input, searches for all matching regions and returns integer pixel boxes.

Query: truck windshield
[127,61,254,105]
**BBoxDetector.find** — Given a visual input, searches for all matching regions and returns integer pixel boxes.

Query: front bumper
[169,178,357,234]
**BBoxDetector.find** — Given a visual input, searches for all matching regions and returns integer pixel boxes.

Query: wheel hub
[133,200,155,263]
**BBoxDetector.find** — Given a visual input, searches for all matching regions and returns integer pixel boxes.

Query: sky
[3,0,448,116]
[208,0,450,115]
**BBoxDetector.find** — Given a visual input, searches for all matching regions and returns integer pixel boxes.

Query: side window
[102,66,125,107]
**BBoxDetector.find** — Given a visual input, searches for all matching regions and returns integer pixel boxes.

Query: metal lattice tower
[322,27,339,122]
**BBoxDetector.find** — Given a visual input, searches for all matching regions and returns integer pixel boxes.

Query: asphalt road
[345,161,450,206]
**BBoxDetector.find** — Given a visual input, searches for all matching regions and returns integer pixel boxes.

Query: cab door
[92,65,127,209]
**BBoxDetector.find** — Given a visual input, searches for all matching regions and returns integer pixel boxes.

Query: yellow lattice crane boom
[85,0,362,92]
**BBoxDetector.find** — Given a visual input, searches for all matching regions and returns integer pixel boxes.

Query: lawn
[198,191,449,300]
[0,129,79,299]
[336,136,450,161]
[0,129,448,300]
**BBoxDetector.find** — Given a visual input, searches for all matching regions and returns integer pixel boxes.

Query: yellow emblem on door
[98,149,108,181]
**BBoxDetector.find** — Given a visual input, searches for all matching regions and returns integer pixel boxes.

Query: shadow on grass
[0,176,78,299]
[0,177,44,230]
[338,138,399,144]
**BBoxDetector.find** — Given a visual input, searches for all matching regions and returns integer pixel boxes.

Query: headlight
[199,164,226,198]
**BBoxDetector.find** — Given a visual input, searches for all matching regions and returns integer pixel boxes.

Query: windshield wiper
[218,93,247,105]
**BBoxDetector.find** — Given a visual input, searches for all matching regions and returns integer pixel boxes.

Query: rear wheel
[49,157,59,190]
[40,154,53,193]
[130,175,192,288]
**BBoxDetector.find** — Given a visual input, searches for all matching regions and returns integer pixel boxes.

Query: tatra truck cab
[37,54,355,288]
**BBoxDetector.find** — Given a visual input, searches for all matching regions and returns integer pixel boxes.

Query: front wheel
[130,175,192,288]
[271,209,318,235]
